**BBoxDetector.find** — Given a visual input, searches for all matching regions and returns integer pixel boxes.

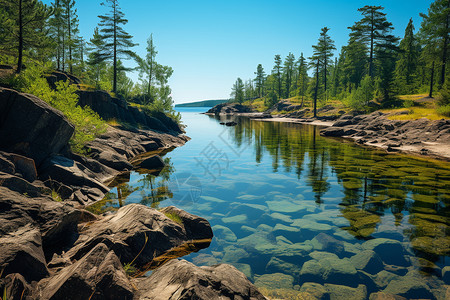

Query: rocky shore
[206,102,450,161]
[0,87,267,299]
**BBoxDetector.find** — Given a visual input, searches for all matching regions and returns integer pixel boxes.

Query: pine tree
[314,27,335,99]
[340,37,368,92]
[283,52,295,98]
[272,54,283,98]
[395,19,419,94]
[138,34,158,104]
[96,0,137,93]
[87,27,107,88]
[0,0,53,73]
[349,5,399,78]
[296,53,309,107]
[61,0,79,73]
[254,64,266,98]
[231,77,244,103]
[419,0,449,85]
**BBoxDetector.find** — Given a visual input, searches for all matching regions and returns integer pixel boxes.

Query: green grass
[51,190,62,202]
[164,211,183,224]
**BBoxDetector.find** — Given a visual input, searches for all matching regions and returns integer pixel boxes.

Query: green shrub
[14,63,107,154]
[436,104,450,118]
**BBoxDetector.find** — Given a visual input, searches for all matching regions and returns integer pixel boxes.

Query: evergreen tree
[349,5,399,78]
[272,54,282,98]
[138,34,158,104]
[419,0,449,85]
[96,0,137,93]
[314,27,335,99]
[48,0,63,70]
[395,19,419,94]
[61,0,79,73]
[340,37,368,92]
[283,52,295,98]
[87,27,108,88]
[296,53,309,107]
[254,64,266,98]
[0,0,53,73]
[231,77,244,103]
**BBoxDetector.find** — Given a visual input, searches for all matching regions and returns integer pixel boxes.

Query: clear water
[91,107,450,299]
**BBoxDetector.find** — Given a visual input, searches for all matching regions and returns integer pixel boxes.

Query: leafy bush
[436,104,450,117]
[13,63,107,154]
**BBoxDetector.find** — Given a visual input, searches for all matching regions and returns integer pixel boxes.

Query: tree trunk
[16,0,23,73]
[429,61,435,98]
[113,1,117,93]
[369,10,374,78]
[68,4,72,73]
[441,0,449,85]
[313,60,320,118]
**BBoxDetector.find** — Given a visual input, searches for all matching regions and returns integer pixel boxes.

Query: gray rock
[67,204,212,268]
[0,225,49,282]
[132,154,165,171]
[0,88,74,167]
[40,155,109,192]
[0,187,82,259]
[0,273,35,300]
[134,259,267,300]
[41,243,133,300]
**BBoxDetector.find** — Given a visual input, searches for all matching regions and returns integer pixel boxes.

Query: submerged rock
[362,238,409,266]
[134,259,267,300]
[324,283,367,300]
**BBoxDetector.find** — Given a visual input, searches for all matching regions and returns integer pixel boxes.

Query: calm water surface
[92,107,450,299]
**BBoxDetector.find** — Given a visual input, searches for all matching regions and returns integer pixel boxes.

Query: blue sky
[43,0,433,104]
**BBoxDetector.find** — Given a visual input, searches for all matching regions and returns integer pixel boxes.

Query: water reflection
[218,116,450,257]
[89,112,450,298]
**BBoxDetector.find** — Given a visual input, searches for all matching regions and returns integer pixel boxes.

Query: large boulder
[41,243,133,300]
[39,155,110,197]
[0,187,82,259]
[0,224,49,282]
[0,88,75,167]
[134,259,267,300]
[66,204,213,268]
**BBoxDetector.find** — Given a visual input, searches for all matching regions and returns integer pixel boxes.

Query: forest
[230,1,449,118]
[0,0,175,111]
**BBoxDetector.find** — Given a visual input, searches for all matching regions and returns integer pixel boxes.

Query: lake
[91,107,450,299]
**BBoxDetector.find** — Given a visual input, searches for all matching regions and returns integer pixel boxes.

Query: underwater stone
[212,225,237,243]
[362,238,408,266]
[229,263,253,280]
[299,260,325,284]
[373,271,400,289]
[442,266,450,285]
[325,284,367,300]
[383,271,434,299]
[350,250,384,275]
[266,197,305,213]
[222,245,250,263]
[265,257,301,276]
[299,282,327,299]
[222,214,247,224]
[254,273,295,290]
[311,232,345,255]
[270,212,294,224]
